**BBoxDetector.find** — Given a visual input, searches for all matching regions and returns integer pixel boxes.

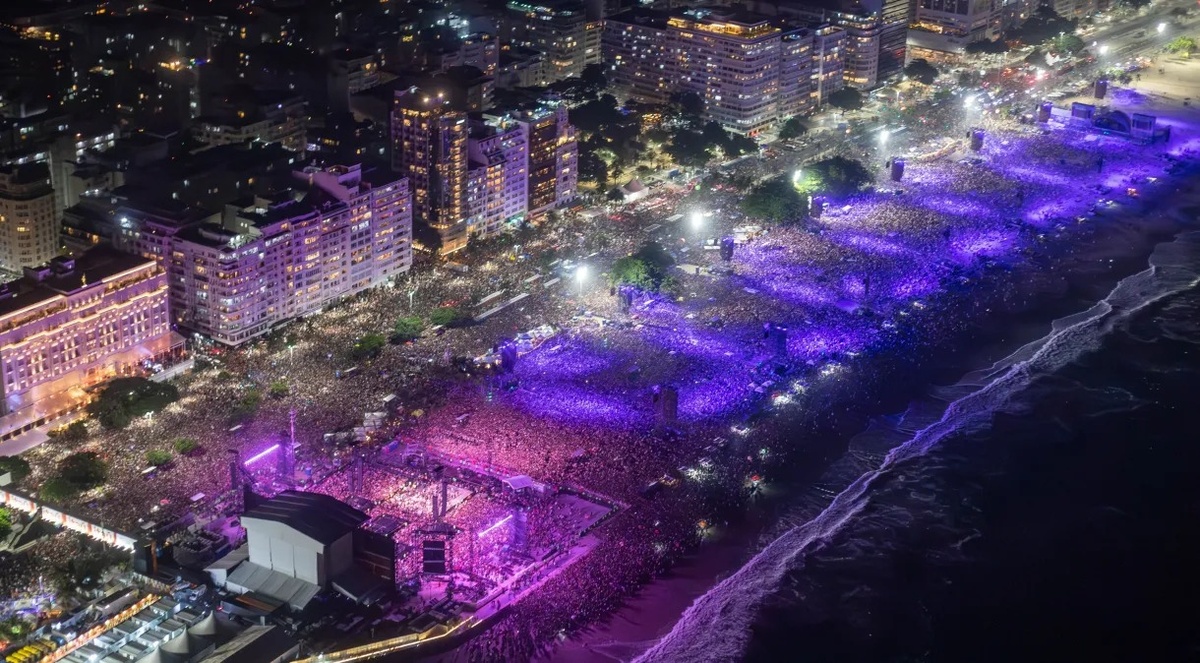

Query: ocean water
[633,230,1200,663]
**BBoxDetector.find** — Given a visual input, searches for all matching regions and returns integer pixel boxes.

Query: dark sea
[738,235,1200,663]
[629,228,1200,663]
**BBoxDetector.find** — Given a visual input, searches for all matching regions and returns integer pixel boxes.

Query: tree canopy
[795,156,874,198]
[393,315,424,342]
[965,38,1010,55]
[609,242,676,291]
[0,456,31,483]
[1165,36,1197,54]
[828,87,864,113]
[87,377,180,430]
[145,449,172,467]
[740,177,806,222]
[1006,8,1076,45]
[1052,33,1086,55]
[778,117,808,140]
[903,59,940,85]
[350,333,388,360]
[429,306,470,328]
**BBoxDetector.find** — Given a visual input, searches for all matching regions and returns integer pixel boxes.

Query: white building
[169,163,412,346]
[0,163,60,272]
[603,7,820,134]
[226,491,368,610]
[467,114,529,240]
[0,249,181,442]
[908,0,1000,59]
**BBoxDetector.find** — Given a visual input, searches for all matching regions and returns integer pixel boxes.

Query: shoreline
[528,167,1200,663]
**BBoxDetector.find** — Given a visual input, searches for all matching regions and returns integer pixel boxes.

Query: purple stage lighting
[244,443,280,467]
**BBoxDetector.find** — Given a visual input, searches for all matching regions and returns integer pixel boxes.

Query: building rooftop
[0,248,156,320]
[241,490,368,544]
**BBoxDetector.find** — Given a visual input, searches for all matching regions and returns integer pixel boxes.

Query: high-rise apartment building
[168,163,412,346]
[391,89,470,254]
[604,8,818,134]
[908,0,999,59]
[506,0,601,82]
[0,249,179,442]
[467,115,529,240]
[516,103,578,217]
[744,0,906,89]
[812,25,847,105]
[0,163,60,273]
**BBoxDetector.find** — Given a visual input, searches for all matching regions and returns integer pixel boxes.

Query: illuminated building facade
[506,0,601,82]
[516,103,577,217]
[812,25,847,105]
[0,163,60,272]
[0,249,177,442]
[908,0,999,59]
[170,163,412,345]
[391,89,469,254]
[467,115,529,240]
[604,8,819,134]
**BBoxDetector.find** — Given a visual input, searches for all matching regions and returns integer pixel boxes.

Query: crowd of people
[5,54,1200,663]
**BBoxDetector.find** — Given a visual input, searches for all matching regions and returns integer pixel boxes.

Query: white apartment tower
[0,163,60,272]
[169,164,412,345]
[604,8,819,134]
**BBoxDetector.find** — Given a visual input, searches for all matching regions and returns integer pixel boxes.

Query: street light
[576,265,588,297]
[690,211,704,232]
[879,129,890,145]
[1098,44,1109,56]
[1157,22,1166,35]
[792,168,803,184]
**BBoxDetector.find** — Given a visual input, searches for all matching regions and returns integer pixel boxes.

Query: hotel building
[0,163,60,273]
[169,163,412,346]
[0,249,179,442]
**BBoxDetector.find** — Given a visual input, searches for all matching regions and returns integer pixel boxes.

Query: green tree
[609,256,655,290]
[778,117,808,140]
[827,87,864,114]
[723,132,758,158]
[1053,33,1086,54]
[965,38,1010,55]
[268,380,290,398]
[173,438,199,454]
[1165,36,1197,54]
[429,307,469,328]
[903,59,940,85]
[145,449,172,467]
[800,155,875,198]
[39,477,78,502]
[0,506,12,540]
[230,388,263,423]
[0,456,31,483]
[350,333,388,360]
[741,177,806,222]
[577,148,609,187]
[393,315,424,342]
[58,451,108,491]
[664,129,715,168]
[87,377,180,430]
